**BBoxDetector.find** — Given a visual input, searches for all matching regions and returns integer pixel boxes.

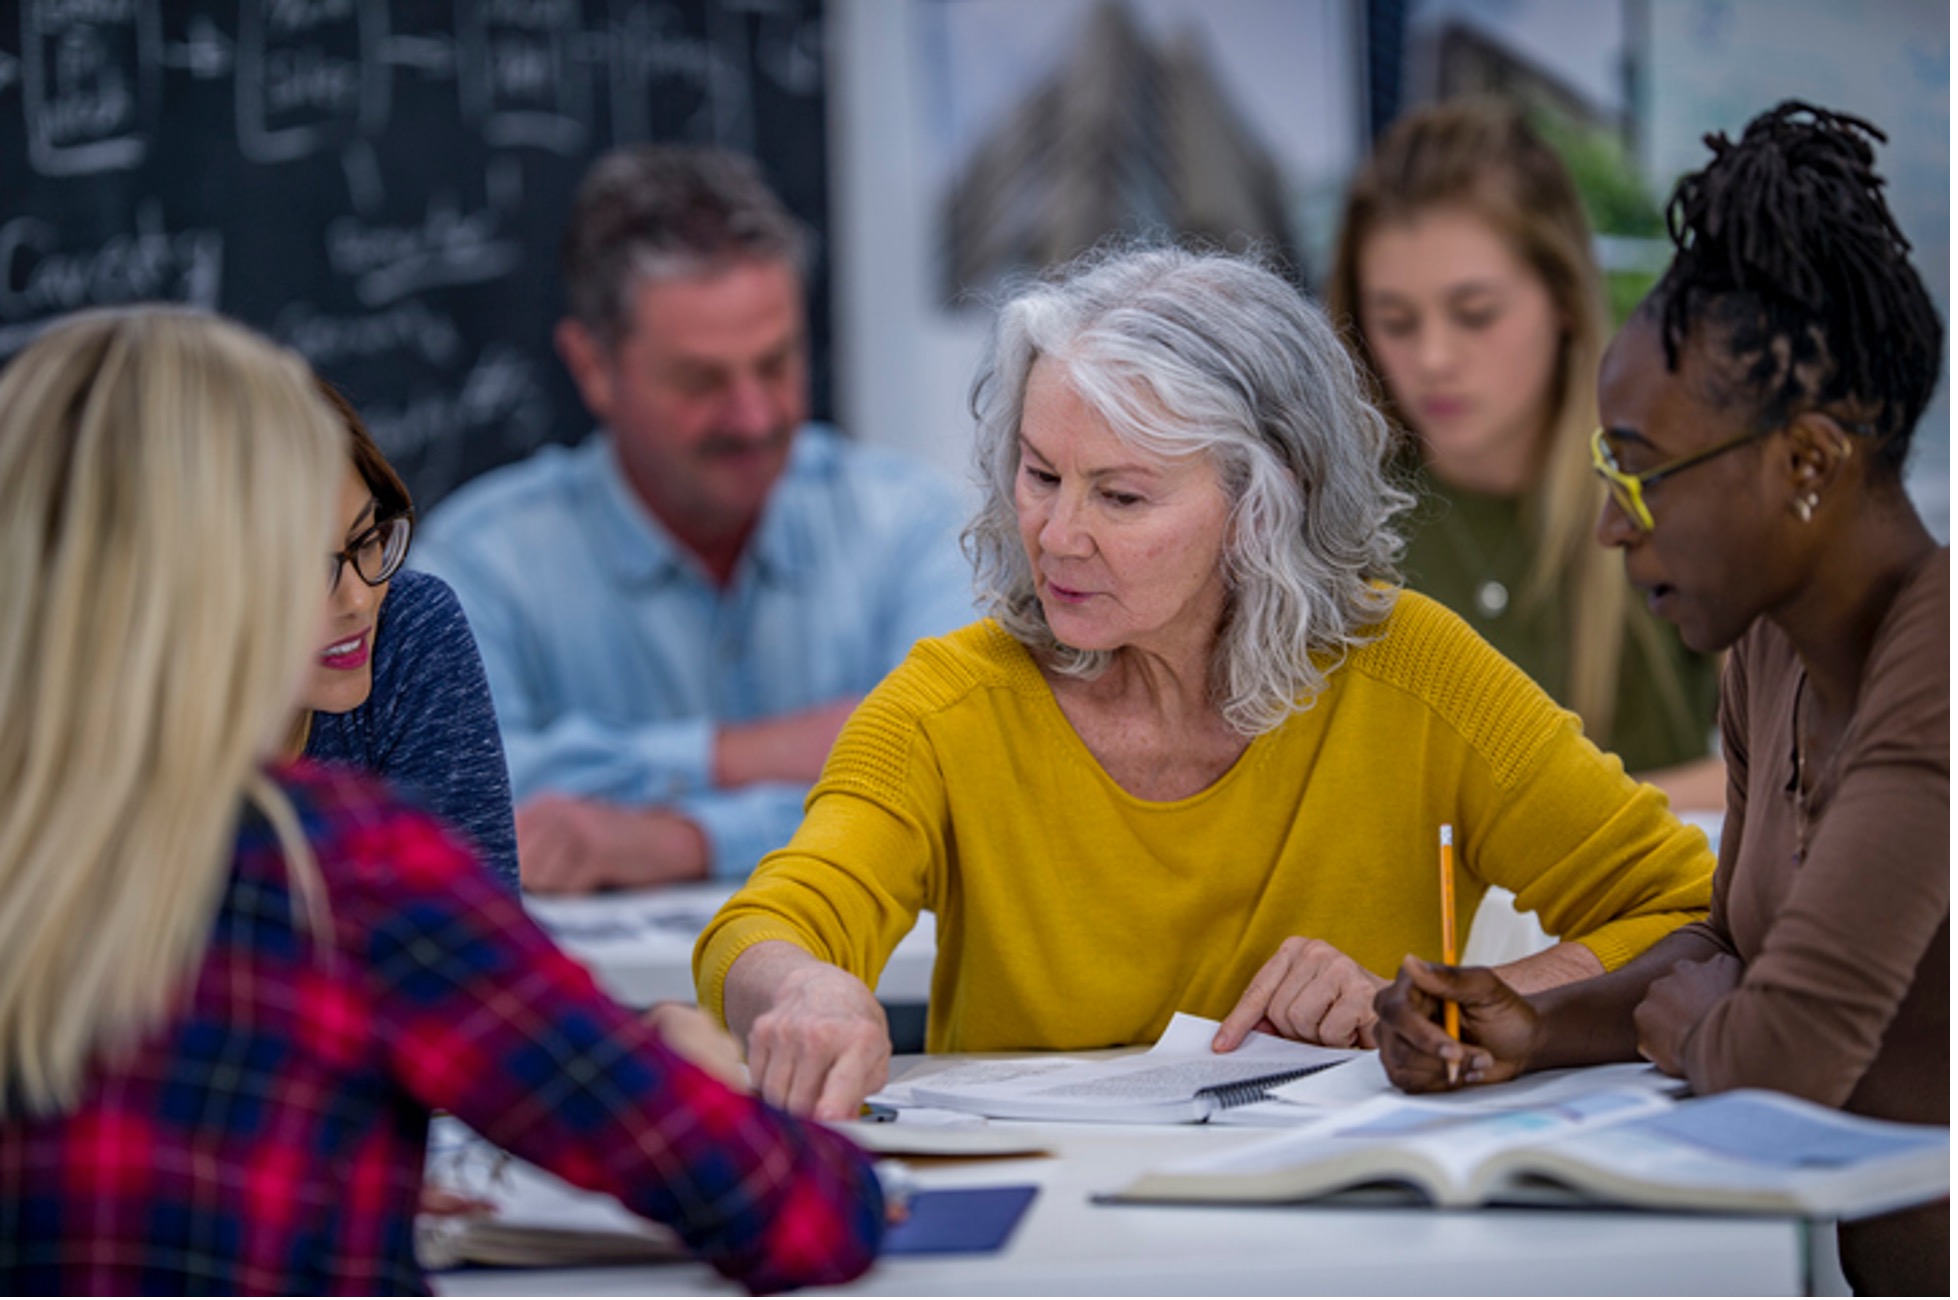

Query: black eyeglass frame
[329,512,414,593]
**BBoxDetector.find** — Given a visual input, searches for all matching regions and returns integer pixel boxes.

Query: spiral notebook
[904,1014,1359,1124]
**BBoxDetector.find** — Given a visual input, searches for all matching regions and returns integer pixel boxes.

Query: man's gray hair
[965,244,1411,735]
[561,144,810,347]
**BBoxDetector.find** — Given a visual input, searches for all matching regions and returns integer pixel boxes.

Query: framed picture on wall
[832,0,1364,484]
[920,0,1362,307]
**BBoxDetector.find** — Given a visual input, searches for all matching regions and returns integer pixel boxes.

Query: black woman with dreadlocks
[1373,101,1947,1295]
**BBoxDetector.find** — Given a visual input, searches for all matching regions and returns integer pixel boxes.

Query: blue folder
[883,1184,1039,1256]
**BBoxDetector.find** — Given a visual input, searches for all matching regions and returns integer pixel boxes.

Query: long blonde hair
[1326,98,1660,742]
[0,307,341,1116]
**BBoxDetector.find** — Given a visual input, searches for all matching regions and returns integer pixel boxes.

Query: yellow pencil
[1439,824,1461,1085]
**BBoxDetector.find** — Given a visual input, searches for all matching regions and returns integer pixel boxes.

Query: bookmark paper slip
[907,1013,1361,1124]
[1270,1055,1685,1111]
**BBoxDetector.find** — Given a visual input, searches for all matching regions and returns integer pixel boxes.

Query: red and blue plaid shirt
[0,762,883,1294]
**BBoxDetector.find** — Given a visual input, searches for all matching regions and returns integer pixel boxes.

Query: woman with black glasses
[1374,101,1946,1295]
[294,381,520,889]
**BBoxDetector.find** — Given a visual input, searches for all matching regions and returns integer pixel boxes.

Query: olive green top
[1398,468,1720,774]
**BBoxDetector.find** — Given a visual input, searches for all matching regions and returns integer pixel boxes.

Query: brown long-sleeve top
[1676,547,1947,1295]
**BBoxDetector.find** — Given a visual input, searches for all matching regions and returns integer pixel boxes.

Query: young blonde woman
[0,307,882,1292]
[1327,98,1722,805]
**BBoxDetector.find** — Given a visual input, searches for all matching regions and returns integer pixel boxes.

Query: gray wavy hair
[965,245,1411,735]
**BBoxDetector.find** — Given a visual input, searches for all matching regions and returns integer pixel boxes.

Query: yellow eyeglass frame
[1589,425,1770,532]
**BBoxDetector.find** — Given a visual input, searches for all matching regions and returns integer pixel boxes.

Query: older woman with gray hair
[694,246,1712,1121]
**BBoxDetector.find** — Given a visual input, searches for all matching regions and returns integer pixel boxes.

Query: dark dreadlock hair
[1650,100,1941,478]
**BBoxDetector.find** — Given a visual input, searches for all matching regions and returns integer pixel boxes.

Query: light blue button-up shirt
[414,426,977,879]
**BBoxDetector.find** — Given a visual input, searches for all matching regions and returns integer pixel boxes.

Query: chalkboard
[0,0,830,510]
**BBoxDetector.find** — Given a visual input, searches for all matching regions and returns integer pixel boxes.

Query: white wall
[828,0,1358,504]
[831,0,1951,536]
[829,0,993,501]
[1642,0,1950,539]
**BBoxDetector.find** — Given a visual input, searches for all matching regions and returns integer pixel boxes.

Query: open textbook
[905,1013,1361,1123]
[1106,1087,1951,1219]
[417,1119,685,1270]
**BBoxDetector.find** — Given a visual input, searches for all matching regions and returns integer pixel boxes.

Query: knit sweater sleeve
[1362,594,1715,971]
[694,624,994,1022]
[1490,725,1716,969]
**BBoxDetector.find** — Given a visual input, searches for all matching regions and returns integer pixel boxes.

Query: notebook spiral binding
[1195,1063,1336,1110]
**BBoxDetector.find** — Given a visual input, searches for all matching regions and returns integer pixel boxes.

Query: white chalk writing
[0,202,223,324]
[325,198,522,306]
[236,0,381,163]
[362,345,554,494]
[265,0,357,35]
[263,43,362,115]
[22,0,154,174]
[274,298,464,368]
[34,0,138,26]
[459,0,586,154]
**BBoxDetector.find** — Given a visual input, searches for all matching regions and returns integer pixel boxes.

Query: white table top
[435,1057,1808,1298]
[524,883,937,1007]
[491,816,1803,1295]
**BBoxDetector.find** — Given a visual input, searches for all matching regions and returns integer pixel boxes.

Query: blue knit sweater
[306,568,520,890]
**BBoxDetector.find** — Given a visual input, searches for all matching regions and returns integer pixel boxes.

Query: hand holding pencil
[1437,824,1462,1084]
[1374,954,1537,1094]
[1371,832,1541,1095]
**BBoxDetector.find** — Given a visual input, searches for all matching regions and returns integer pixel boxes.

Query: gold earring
[1793,491,1820,524]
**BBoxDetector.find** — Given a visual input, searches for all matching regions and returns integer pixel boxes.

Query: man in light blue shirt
[415,146,972,891]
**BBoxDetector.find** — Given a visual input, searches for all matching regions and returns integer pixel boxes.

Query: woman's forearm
[1521,928,1731,1071]
[1492,940,1602,995]
[721,940,822,1044]
[720,939,892,1119]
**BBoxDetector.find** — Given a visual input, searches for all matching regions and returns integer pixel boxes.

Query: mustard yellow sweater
[696,594,1713,1053]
